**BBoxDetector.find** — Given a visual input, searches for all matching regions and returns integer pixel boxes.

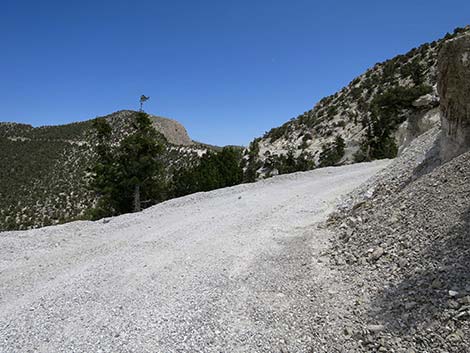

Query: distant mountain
[242,26,470,179]
[0,110,209,230]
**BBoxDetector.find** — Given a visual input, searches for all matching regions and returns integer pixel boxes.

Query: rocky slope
[244,26,470,179]
[322,30,470,353]
[0,110,208,231]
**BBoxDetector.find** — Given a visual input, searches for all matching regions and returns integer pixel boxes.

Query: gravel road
[0,160,388,353]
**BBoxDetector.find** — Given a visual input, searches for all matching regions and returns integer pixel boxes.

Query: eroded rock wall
[438,33,470,162]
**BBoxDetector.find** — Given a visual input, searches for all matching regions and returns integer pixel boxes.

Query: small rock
[449,290,459,297]
[344,326,354,336]
[367,324,385,333]
[455,310,469,319]
[398,258,408,267]
[405,301,417,310]
[447,329,464,342]
[431,278,442,289]
[370,247,385,261]
[458,296,470,305]
[389,215,399,224]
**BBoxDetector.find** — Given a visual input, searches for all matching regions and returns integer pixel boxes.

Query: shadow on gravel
[366,206,470,339]
[411,137,442,180]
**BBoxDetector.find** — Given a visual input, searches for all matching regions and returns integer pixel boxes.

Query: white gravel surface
[0,160,388,353]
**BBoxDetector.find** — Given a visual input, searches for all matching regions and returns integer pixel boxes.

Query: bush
[361,84,432,160]
[172,147,243,197]
[266,123,290,142]
[242,138,262,182]
[326,105,338,118]
[318,135,345,167]
[266,150,315,175]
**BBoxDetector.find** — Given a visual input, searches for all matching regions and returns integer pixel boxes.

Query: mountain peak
[103,110,193,146]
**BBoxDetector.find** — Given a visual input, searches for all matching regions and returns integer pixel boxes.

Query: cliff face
[149,115,193,146]
[101,110,193,146]
[438,32,470,162]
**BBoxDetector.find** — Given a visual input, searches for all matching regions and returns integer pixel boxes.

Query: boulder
[412,93,439,108]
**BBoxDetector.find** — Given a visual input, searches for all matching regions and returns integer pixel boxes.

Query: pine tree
[172,147,243,197]
[89,112,163,218]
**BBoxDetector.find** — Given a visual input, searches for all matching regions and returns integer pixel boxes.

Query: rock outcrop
[104,110,193,145]
[438,32,470,162]
[149,115,193,145]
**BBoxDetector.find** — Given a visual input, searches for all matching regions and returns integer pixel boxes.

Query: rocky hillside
[244,26,470,179]
[323,30,470,353]
[0,110,208,231]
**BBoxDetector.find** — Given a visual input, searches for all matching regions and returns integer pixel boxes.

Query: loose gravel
[327,127,470,352]
[0,161,387,353]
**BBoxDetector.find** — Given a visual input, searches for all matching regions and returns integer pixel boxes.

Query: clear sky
[1,1,469,146]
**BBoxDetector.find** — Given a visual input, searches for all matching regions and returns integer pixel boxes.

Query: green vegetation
[172,147,243,197]
[361,84,432,160]
[263,150,315,175]
[0,111,236,231]
[242,138,262,182]
[400,58,425,85]
[265,122,290,142]
[88,113,165,219]
[0,123,93,231]
[246,27,470,177]
[318,135,345,167]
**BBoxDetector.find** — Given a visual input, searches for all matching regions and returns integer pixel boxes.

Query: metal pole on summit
[139,95,150,112]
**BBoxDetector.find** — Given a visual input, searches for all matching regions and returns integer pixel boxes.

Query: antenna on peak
[139,95,150,112]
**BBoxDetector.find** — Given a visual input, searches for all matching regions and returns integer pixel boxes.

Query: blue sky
[1,1,469,146]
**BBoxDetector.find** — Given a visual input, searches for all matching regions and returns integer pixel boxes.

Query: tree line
[88,112,243,219]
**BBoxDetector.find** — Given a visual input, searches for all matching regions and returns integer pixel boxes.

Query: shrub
[361,84,432,159]
[318,135,345,167]
[268,150,315,175]
[172,147,243,197]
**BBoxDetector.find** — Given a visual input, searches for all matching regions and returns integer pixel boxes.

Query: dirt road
[0,160,388,352]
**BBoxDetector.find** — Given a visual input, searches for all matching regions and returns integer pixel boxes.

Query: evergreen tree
[172,147,243,197]
[362,84,432,159]
[89,112,163,219]
[318,135,345,167]
[242,138,262,182]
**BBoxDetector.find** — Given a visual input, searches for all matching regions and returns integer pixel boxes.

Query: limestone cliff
[438,32,470,162]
